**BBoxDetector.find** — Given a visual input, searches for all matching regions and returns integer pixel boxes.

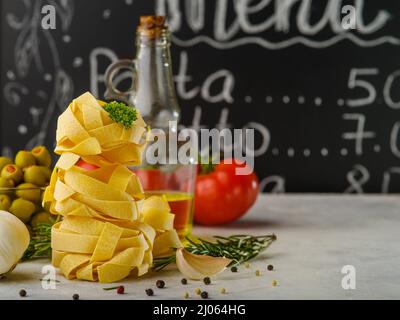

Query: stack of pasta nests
[43,92,181,283]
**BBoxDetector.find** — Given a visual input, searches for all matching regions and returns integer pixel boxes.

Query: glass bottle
[105,16,196,238]
[105,16,180,129]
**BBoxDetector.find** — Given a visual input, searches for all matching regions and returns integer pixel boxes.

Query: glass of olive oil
[134,164,197,238]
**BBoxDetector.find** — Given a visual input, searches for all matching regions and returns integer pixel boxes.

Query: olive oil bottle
[105,16,196,238]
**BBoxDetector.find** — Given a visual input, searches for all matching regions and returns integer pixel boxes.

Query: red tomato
[76,160,99,171]
[194,159,259,225]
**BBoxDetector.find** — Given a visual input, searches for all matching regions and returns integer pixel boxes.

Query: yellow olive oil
[145,191,194,238]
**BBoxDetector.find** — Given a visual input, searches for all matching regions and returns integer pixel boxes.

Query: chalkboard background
[1,0,400,193]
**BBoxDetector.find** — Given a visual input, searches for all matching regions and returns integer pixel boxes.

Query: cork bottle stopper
[137,16,167,38]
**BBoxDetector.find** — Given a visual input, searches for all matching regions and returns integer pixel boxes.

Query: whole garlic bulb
[0,210,30,276]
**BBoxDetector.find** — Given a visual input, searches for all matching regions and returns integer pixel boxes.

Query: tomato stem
[199,162,215,175]
[198,154,217,175]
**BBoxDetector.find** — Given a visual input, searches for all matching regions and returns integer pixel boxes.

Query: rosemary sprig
[22,222,54,261]
[152,234,277,272]
[153,254,176,271]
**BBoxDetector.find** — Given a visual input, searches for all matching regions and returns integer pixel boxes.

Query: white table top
[1,194,399,300]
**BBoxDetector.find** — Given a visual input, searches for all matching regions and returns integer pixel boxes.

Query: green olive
[39,166,52,181]
[31,146,52,168]
[16,183,41,203]
[1,164,23,184]
[0,194,11,211]
[0,157,13,173]
[24,166,47,187]
[0,177,14,194]
[15,150,36,169]
[30,211,53,228]
[9,198,36,223]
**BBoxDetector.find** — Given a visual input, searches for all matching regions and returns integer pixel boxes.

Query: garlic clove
[183,250,232,276]
[176,249,205,280]
[176,248,232,280]
[0,211,30,276]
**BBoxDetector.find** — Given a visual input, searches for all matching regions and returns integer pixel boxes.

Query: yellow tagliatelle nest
[44,92,182,283]
[55,92,147,167]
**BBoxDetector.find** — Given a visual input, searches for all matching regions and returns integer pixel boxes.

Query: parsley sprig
[103,101,138,129]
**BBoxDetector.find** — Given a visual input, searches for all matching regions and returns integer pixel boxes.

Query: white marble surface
[1,195,399,300]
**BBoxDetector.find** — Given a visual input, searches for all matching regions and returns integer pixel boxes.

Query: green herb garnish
[22,223,53,261]
[22,215,59,261]
[103,101,137,129]
[152,234,277,271]
[103,286,121,291]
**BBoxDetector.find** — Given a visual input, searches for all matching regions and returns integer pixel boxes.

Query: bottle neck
[133,31,180,130]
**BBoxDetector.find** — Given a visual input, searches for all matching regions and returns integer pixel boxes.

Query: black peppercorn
[231,266,238,272]
[267,265,274,271]
[72,294,79,300]
[203,277,211,285]
[200,291,209,299]
[19,289,27,297]
[146,288,154,296]
[181,278,187,285]
[156,280,165,288]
